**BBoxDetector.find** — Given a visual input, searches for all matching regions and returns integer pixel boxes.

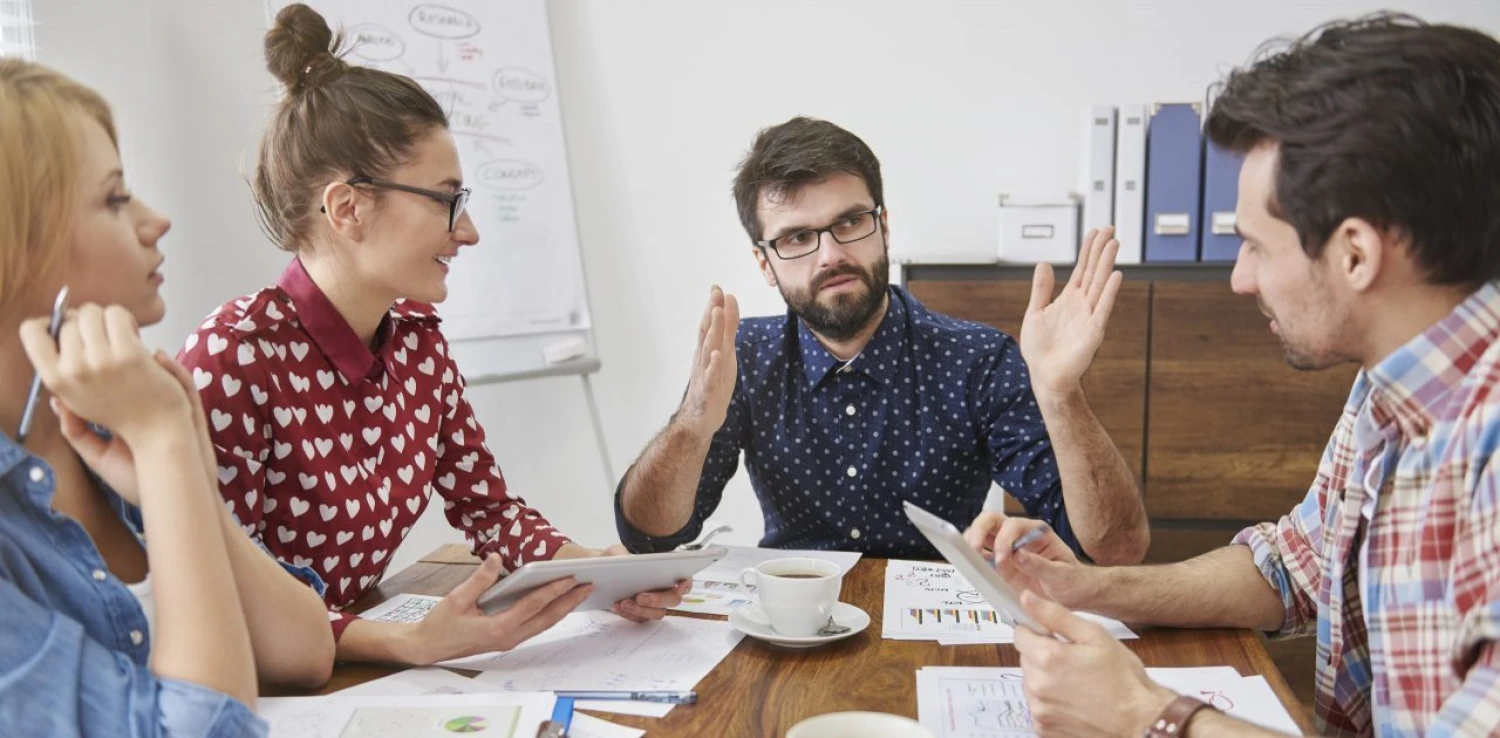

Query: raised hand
[1019,227,1124,398]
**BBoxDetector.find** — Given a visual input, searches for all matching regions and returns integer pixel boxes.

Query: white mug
[740,557,842,637]
[786,711,937,738]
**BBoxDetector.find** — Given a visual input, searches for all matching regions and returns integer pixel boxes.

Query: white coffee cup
[786,711,936,738]
[740,557,842,637]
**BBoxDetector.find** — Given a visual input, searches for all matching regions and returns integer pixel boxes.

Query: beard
[777,250,890,342]
[1261,298,1342,371]
[1280,339,1323,371]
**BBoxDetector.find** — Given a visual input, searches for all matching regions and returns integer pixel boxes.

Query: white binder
[1079,105,1117,242]
[1113,104,1148,264]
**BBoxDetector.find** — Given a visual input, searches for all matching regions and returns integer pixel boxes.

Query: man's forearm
[1036,387,1148,564]
[1184,703,1304,737]
[1087,545,1286,631]
[619,417,714,537]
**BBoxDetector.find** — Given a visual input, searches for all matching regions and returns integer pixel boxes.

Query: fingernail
[48,397,59,414]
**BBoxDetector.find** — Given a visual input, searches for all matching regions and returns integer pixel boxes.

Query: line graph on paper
[938,676,1034,738]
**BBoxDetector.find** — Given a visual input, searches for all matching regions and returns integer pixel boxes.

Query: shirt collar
[0,426,136,529]
[1366,281,1500,437]
[276,258,393,383]
[798,286,909,389]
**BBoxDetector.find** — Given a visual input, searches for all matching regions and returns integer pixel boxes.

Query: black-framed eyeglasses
[322,175,472,232]
[755,204,884,260]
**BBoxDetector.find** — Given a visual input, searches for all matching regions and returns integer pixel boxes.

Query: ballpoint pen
[554,690,697,704]
[16,285,69,446]
[1010,527,1047,553]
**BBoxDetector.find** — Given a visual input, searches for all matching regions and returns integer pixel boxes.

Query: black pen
[16,286,69,445]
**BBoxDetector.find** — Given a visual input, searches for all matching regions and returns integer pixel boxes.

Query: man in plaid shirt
[964,14,1500,737]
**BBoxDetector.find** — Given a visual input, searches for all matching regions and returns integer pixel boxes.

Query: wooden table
[270,545,1316,737]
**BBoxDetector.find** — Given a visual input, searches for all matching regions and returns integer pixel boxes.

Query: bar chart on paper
[899,607,1008,638]
[882,560,1134,644]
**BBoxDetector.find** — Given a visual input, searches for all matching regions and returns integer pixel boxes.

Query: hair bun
[265,3,346,92]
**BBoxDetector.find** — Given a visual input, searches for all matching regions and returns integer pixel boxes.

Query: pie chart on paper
[442,716,490,733]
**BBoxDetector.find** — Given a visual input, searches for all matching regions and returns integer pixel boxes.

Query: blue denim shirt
[0,429,268,738]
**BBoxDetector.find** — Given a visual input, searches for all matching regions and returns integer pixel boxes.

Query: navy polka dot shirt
[617,286,1075,559]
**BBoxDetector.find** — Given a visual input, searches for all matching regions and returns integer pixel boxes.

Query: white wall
[34,0,1500,577]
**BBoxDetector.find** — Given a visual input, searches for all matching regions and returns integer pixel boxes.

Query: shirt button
[851,528,862,539]
[129,630,144,646]
[28,466,44,483]
[92,569,107,582]
[846,466,858,478]
[845,405,856,416]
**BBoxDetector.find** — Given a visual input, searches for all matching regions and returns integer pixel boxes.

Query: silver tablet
[476,545,728,614]
[902,501,1050,635]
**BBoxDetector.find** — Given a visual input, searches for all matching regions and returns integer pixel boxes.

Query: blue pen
[541,696,574,737]
[16,286,69,445]
[555,690,697,704]
[1010,527,1047,553]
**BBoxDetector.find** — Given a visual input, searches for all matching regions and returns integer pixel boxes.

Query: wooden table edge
[1236,629,1316,735]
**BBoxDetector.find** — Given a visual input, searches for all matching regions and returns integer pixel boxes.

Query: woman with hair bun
[180,4,687,668]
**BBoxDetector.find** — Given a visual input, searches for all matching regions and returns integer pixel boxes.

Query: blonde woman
[0,59,334,737]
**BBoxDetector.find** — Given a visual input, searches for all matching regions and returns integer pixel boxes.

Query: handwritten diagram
[917,667,1303,738]
[300,0,591,341]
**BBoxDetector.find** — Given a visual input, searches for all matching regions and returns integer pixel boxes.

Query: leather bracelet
[1142,695,1216,738]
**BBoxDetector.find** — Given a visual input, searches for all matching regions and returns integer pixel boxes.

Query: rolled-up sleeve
[1428,454,1500,736]
[1231,418,1350,639]
[0,580,266,738]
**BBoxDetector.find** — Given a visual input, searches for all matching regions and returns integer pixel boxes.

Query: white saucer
[729,602,870,648]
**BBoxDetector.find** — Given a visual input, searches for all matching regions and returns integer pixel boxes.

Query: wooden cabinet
[1147,282,1350,521]
[906,263,1355,712]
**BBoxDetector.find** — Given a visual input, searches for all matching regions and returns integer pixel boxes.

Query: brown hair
[254,3,448,251]
[0,59,116,314]
[1206,13,1500,287]
[732,117,884,244]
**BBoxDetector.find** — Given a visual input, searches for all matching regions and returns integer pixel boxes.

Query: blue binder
[1143,103,1203,262]
[1199,140,1243,262]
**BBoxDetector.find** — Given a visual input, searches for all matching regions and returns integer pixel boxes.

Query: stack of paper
[882,560,1136,644]
[257,692,556,738]
[916,666,1301,737]
[438,611,744,717]
[671,545,862,616]
[330,668,643,738]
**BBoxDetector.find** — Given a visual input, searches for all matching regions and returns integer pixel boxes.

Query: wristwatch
[1143,695,1217,738]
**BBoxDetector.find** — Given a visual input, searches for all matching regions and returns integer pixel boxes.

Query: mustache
[812,266,869,292]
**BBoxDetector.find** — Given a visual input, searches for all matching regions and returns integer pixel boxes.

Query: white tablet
[902,501,1051,635]
[476,545,728,614]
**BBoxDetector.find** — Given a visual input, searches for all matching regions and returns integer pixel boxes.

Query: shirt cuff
[329,610,358,643]
[1231,522,1311,638]
[157,678,268,738]
[612,484,698,553]
[478,525,573,570]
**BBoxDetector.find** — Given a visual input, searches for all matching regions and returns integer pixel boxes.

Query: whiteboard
[270,0,596,381]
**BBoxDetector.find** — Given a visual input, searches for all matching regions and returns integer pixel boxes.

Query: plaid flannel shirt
[1235,282,1500,737]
